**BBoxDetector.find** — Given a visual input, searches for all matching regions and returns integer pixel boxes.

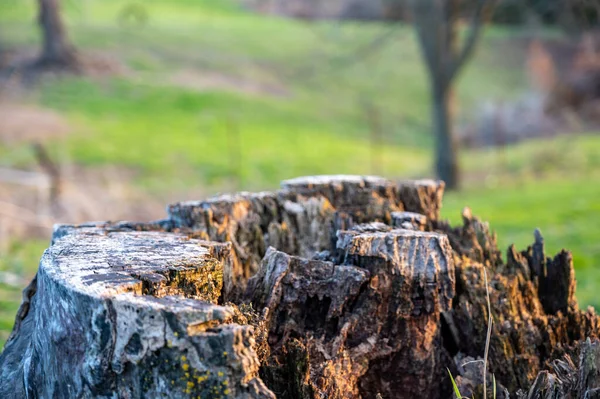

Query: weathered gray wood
[0,228,274,398]
[391,211,427,230]
[280,174,402,223]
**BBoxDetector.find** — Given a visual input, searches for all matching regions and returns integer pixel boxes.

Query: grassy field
[0,0,598,347]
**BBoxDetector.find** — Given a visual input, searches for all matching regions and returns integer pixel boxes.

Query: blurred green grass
[0,240,48,345]
[0,0,598,347]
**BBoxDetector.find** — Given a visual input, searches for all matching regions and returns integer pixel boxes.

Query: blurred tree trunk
[37,0,77,68]
[409,0,495,190]
[432,85,458,189]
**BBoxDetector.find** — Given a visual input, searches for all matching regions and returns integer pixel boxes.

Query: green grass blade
[447,368,463,399]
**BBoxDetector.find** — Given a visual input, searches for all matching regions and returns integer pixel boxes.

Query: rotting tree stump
[1,175,599,398]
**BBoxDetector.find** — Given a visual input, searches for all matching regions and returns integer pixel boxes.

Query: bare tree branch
[448,0,492,80]
[32,142,62,208]
[286,25,400,82]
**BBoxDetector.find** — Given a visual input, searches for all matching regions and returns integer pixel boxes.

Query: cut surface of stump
[1,174,599,399]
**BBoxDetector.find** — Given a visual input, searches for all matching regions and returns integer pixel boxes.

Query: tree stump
[1,175,598,398]
[0,228,273,398]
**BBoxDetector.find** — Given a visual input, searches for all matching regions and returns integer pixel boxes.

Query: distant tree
[563,0,600,34]
[37,0,78,68]
[408,0,496,189]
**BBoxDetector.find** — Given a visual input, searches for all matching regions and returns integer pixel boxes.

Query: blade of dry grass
[483,268,493,399]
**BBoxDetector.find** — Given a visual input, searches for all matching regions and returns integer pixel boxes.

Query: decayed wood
[396,179,445,220]
[1,174,599,399]
[244,228,455,399]
[167,175,445,302]
[433,210,600,398]
[511,338,600,398]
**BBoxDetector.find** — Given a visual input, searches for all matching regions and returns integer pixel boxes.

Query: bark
[1,175,598,398]
[37,0,77,68]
